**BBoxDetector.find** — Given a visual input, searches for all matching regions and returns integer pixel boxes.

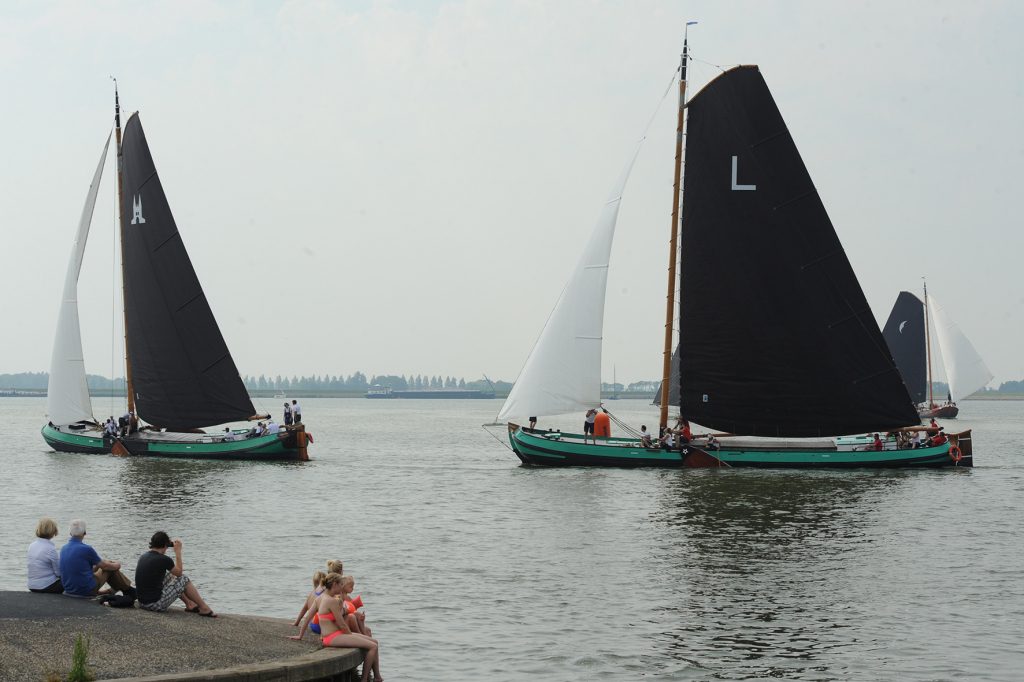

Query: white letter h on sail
[131,194,146,224]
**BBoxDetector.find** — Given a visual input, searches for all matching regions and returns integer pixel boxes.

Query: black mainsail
[882,292,927,404]
[120,113,256,430]
[676,66,918,437]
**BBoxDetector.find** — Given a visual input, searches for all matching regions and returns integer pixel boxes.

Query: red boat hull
[919,404,959,419]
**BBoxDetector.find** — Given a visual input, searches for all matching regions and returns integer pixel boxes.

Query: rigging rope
[481,425,515,452]
[688,54,734,74]
[603,409,644,439]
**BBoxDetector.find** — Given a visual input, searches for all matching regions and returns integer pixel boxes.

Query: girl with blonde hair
[293,569,328,633]
[340,575,372,637]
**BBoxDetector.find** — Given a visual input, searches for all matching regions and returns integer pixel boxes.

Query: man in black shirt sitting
[135,531,216,617]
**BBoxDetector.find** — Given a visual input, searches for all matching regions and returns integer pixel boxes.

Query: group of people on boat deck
[289,559,383,682]
[865,422,949,451]
[218,400,303,441]
[25,517,216,616]
[102,411,136,439]
[639,417,701,450]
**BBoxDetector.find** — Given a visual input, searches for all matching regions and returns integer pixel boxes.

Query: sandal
[198,610,218,618]
[185,606,200,613]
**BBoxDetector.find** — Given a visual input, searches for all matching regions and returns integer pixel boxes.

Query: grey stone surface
[0,591,360,681]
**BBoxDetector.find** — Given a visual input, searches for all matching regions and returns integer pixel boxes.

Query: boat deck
[128,429,282,444]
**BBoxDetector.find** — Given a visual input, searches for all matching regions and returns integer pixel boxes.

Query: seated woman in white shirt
[27,517,63,594]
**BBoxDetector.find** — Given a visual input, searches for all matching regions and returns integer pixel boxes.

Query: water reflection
[647,469,911,680]
[115,457,303,510]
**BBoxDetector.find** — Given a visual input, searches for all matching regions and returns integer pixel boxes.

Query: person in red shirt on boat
[675,418,692,445]
[929,428,948,447]
[872,433,884,451]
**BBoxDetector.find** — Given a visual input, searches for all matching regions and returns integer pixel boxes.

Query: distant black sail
[882,292,927,404]
[120,113,256,430]
[677,66,917,437]
[652,345,680,407]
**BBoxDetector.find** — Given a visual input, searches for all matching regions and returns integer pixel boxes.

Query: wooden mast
[659,29,690,431]
[923,279,933,410]
[114,82,135,416]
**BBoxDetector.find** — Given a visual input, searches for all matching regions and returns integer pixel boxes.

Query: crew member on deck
[284,402,293,426]
[676,418,692,444]
[291,399,302,424]
[583,408,598,444]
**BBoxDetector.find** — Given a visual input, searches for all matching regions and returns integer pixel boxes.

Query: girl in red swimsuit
[293,572,382,682]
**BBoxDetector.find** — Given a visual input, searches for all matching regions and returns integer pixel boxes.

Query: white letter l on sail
[731,156,756,191]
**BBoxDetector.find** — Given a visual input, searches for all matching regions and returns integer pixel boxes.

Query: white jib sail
[498,145,642,421]
[46,132,111,426]
[928,295,994,402]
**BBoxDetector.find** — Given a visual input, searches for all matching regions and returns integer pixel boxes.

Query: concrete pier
[0,592,362,681]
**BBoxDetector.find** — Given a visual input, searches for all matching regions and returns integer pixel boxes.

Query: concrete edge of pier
[0,591,362,682]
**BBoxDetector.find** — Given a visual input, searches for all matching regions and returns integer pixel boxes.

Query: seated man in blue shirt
[59,519,132,598]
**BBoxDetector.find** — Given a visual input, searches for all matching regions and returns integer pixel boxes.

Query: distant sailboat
[882,284,993,419]
[42,87,310,461]
[499,37,972,467]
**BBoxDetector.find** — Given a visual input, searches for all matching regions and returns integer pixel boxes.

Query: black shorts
[584,422,595,434]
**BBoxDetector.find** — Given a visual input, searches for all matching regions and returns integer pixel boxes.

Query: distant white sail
[498,145,641,421]
[928,295,993,402]
[47,133,111,426]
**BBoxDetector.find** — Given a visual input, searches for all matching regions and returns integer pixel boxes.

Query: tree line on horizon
[0,371,659,394]
[6,372,1024,396]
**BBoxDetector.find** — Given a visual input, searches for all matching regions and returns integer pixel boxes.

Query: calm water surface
[1,397,1022,680]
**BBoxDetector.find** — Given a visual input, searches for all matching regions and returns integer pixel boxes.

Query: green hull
[41,424,108,455]
[507,425,970,469]
[41,424,307,461]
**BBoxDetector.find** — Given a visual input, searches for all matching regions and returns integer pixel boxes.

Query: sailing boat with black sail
[501,36,972,468]
[42,87,310,461]
[882,284,993,419]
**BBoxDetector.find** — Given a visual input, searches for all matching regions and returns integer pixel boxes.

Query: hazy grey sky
[2,0,1021,386]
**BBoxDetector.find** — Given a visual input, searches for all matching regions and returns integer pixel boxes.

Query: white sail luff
[498,144,642,421]
[928,295,993,403]
[46,133,111,426]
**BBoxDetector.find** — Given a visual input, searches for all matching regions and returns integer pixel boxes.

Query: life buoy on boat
[948,445,962,463]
